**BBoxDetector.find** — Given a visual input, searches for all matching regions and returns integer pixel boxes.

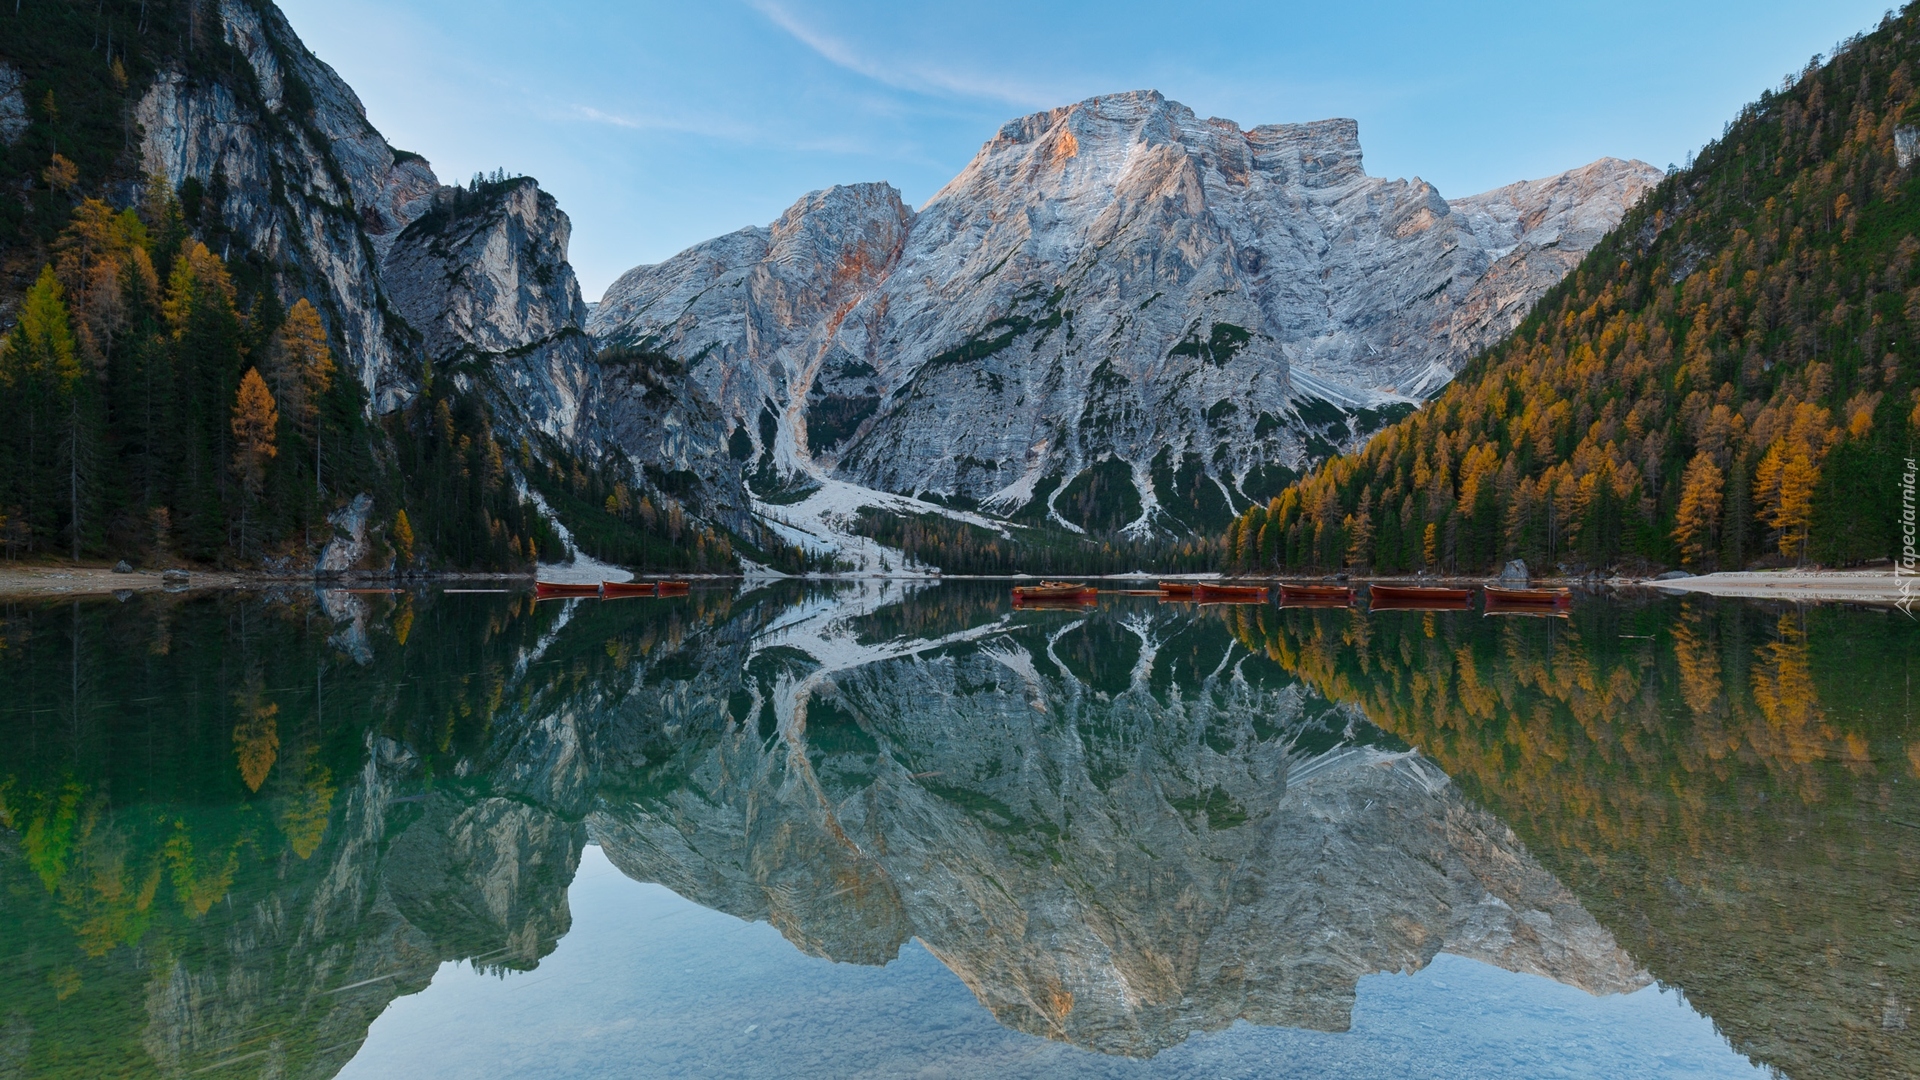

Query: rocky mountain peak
[591,92,1659,536]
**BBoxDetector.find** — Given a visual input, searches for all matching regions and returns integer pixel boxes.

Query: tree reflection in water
[0,584,1909,1077]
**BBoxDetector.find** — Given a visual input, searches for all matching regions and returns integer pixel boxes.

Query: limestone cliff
[382,178,594,445]
[591,91,1659,534]
[131,0,439,411]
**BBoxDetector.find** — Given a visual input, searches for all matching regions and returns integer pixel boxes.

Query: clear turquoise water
[0,582,1912,1077]
[340,846,1762,1080]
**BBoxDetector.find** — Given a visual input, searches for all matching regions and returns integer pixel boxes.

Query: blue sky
[278,0,1894,298]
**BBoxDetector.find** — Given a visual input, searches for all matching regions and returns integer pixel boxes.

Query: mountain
[591,92,1658,536]
[0,0,763,573]
[1222,6,1920,575]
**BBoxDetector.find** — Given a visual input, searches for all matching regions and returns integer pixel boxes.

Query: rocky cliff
[382,177,594,445]
[130,0,440,411]
[591,92,1659,534]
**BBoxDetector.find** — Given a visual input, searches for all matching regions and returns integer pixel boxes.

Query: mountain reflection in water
[0,582,1911,1077]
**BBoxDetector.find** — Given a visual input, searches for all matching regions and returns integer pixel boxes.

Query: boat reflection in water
[0,582,1910,1077]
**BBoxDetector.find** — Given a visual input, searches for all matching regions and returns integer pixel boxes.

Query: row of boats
[534,579,692,600]
[1009,580,1573,612]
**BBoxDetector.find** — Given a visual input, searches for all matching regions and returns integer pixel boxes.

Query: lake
[0,581,1913,1078]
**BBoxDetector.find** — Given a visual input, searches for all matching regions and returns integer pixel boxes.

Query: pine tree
[0,268,81,555]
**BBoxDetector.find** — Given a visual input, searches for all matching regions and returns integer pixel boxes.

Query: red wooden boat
[535,581,601,600]
[1484,605,1569,619]
[1367,584,1472,610]
[1278,583,1354,603]
[601,580,658,599]
[1194,583,1268,604]
[1158,581,1198,599]
[1483,585,1572,609]
[654,580,691,595]
[1012,581,1098,605]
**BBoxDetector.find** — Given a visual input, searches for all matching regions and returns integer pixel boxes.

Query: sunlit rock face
[590,91,1659,528]
[588,599,1649,1055]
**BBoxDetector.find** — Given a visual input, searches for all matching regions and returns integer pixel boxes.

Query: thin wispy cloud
[743,0,1063,108]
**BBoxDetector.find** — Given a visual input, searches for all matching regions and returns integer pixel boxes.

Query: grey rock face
[592,91,1658,531]
[0,63,26,146]
[318,492,375,574]
[133,0,442,413]
[383,179,594,445]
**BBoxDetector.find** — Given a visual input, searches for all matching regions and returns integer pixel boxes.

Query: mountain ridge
[590,89,1658,540]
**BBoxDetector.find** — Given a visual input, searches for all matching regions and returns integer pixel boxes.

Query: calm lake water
[0,581,1914,1078]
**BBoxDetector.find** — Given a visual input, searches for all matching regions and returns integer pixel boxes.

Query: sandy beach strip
[0,565,244,597]
[1629,568,1913,605]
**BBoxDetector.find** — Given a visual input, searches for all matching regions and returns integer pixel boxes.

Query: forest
[0,185,567,570]
[1223,9,1920,576]
[0,0,771,574]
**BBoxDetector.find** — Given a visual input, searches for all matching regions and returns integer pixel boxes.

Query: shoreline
[0,564,1910,606]
[1622,568,1913,605]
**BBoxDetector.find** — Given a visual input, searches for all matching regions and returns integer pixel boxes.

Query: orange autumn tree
[265,298,334,493]
[1672,453,1726,567]
[230,368,278,555]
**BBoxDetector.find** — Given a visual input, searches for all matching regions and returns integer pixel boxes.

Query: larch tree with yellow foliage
[266,298,335,494]
[392,509,415,569]
[1755,441,1819,562]
[230,369,279,556]
[1673,453,1726,567]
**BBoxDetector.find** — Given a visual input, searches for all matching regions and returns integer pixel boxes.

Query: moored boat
[601,580,658,599]
[1012,581,1098,604]
[1193,583,1268,604]
[1367,584,1472,610]
[1278,583,1354,603]
[654,580,692,595]
[1483,585,1573,609]
[535,581,601,600]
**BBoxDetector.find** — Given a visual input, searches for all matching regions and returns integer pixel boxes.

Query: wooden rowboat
[1013,581,1095,598]
[1278,583,1354,603]
[601,580,658,599]
[1367,584,1472,610]
[1484,585,1572,608]
[535,581,601,600]
[1014,595,1099,609]
[1012,581,1098,604]
[1194,583,1268,604]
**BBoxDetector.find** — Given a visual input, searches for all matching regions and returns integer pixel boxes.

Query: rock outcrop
[591,91,1659,533]
[382,178,595,446]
